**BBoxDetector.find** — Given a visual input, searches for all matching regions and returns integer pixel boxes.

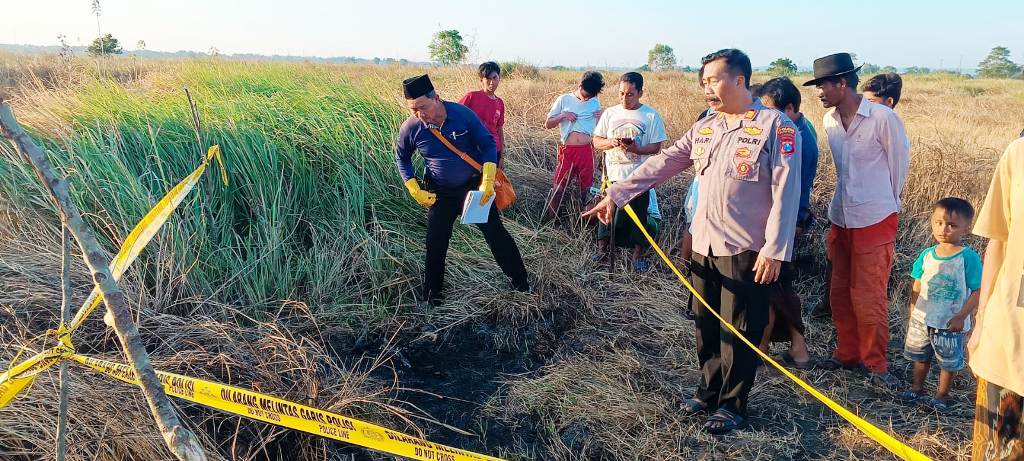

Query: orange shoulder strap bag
[428,128,517,210]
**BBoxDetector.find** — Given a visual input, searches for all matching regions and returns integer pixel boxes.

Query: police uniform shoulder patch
[743,109,757,120]
[778,125,796,156]
[742,126,763,136]
[698,126,714,135]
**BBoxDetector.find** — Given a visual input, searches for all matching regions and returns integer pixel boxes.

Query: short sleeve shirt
[970,137,1024,396]
[910,245,983,331]
[459,90,505,151]
[607,101,802,261]
[593,104,668,181]
[547,93,601,143]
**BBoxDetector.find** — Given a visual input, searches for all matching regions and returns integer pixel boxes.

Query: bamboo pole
[55,226,71,461]
[0,98,207,461]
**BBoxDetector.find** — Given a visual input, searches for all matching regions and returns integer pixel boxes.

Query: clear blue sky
[6,0,1023,69]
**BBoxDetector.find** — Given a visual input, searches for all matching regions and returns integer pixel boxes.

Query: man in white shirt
[592,72,667,270]
[544,71,605,221]
[805,53,910,390]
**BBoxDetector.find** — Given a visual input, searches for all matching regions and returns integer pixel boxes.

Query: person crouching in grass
[900,198,981,413]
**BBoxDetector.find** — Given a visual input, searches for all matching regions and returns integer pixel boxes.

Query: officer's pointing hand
[582,196,615,225]
[753,255,781,284]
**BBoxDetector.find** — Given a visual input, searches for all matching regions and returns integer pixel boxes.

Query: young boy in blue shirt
[901,197,982,412]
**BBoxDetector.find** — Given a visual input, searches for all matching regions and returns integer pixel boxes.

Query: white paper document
[461,191,495,224]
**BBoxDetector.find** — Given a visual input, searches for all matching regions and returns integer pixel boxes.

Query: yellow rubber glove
[404,178,436,208]
[600,174,611,195]
[479,162,497,205]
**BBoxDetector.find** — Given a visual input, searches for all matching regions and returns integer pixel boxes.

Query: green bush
[0,62,432,319]
[499,61,540,79]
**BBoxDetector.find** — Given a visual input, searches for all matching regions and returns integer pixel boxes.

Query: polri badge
[778,126,796,156]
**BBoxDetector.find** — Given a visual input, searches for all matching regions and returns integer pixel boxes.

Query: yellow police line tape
[621,204,931,461]
[0,347,66,407]
[0,145,505,461]
[71,354,504,461]
[2,145,226,409]
[66,145,228,335]
[0,348,504,461]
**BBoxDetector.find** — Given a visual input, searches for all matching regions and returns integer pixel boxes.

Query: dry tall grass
[1,53,1022,460]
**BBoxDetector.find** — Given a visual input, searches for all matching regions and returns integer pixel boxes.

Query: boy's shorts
[552,144,594,191]
[903,315,966,372]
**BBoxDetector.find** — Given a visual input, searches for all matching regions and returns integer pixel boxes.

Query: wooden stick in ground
[608,203,617,273]
[0,99,208,461]
[55,225,71,461]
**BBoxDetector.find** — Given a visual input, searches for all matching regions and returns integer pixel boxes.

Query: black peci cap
[403,74,434,99]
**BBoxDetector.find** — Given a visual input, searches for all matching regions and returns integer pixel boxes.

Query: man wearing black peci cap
[395,74,530,309]
[805,53,910,390]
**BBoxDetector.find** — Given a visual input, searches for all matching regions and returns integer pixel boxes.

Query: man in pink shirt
[459,62,506,166]
[805,53,910,390]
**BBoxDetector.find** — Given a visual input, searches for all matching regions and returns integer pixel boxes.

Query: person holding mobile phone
[591,72,667,271]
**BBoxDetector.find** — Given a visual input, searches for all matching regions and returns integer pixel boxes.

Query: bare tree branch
[0,98,207,461]
[55,226,71,461]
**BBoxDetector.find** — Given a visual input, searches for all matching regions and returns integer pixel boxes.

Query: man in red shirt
[459,62,506,166]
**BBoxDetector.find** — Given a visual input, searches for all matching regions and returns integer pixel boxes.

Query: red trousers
[552,144,595,192]
[827,213,897,373]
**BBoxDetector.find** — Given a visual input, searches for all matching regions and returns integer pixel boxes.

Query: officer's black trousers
[422,185,528,302]
[690,250,770,416]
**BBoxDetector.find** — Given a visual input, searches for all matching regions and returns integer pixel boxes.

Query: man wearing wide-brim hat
[805,53,911,391]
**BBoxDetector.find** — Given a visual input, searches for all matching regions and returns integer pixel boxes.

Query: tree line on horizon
[27,23,1024,80]
[428,29,1023,79]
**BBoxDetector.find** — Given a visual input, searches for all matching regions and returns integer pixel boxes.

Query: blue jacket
[795,114,820,225]
[395,101,497,189]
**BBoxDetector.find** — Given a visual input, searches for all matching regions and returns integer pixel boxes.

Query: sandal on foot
[921,397,951,413]
[703,408,747,435]
[680,398,709,415]
[898,390,928,402]
[782,351,817,370]
[632,259,650,272]
[817,357,863,372]
[869,371,902,392]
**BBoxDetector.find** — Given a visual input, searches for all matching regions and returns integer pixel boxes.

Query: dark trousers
[596,189,651,247]
[691,250,770,416]
[423,185,528,302]
[766,261,805,341]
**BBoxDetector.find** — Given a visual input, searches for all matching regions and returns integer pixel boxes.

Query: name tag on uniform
[736,131,767,149]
